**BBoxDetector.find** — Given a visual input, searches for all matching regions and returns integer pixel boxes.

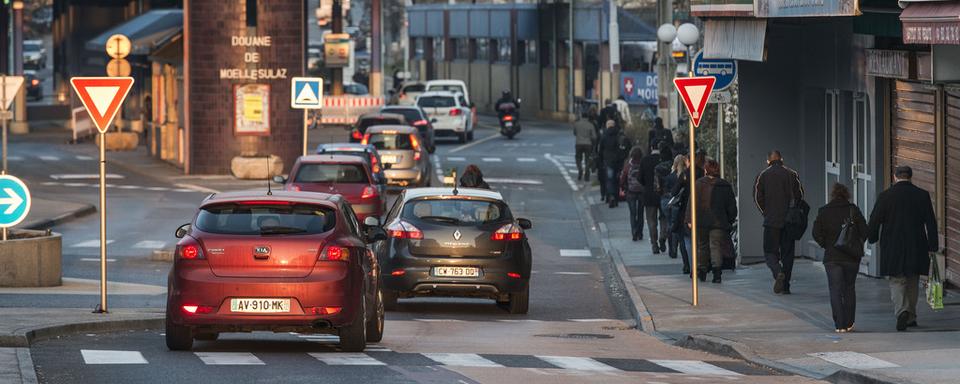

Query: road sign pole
[687,48,699,307]
[718,104,724,179]
[303,109,309,157]
[2,75,6,174]
[97,131,108,313]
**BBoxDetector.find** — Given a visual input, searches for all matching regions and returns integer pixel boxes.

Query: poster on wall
[620,72,658,105]
[234,84,270,136]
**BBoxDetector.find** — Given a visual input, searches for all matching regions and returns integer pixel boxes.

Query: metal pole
[688,46,698,306]
[97,132,108,313]
[303,109,309,156]
[2,75,6,173]
[568,0,575,116]
[332,0,344,96]
[371,0,382,97]
[718,103,724,179]
[608,0,619,99]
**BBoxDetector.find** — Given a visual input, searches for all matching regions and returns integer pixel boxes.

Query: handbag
[784,199,810,241]
[833,207,861,257]
[927,253,944,310]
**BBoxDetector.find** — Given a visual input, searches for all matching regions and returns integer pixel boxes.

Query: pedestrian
[460,164,491,189]
[647,117,674,153]
[753,150,804,294]
[674,153,704,275]
[573,110,597,182]
[662,154,685,261]
[638,141,666,253]
[599,120,626,207]
[866,166,939,331]
[813,183,867,333]
[691,159,737,283]
[620,146,645,241]
[599,99,620,131]
[613,96,632,129]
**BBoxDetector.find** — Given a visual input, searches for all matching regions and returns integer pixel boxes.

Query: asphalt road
[22,117,814,383]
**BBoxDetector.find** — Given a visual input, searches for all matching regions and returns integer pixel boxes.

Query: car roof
[365,125,417,134]
[403,187,504,201]
[201,190,341,207]
[358,112,405,120]
[296,154,368,164]
[316,143,373,153]
[425,80,466,86]
[418,91,462,98]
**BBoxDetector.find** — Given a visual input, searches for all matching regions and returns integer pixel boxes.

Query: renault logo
[453,229,462,241]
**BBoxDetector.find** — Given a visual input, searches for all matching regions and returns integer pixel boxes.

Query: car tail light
[351,130,363,140]
[507,272,522,279]
[176,238,205,260]
[387,220,423,239]
[319,245,350,262]
[369,154,380,173]
[502,115,513,122]
[449,108,462,116]
[412,119,428,126]
[391,269,406,276]
[361,185,377,199]
[31,79,39,86]
[182,305,215,314]
[310,306,342,315]
[361,133,371,145]
[410,134,421,161]
[491,223,524,241]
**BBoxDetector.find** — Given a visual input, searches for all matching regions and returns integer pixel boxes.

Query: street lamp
[656,23,676,131]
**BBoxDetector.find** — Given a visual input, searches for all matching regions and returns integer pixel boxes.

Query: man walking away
[813,183,867,333]
[599,99,620,131]
[754,150,804,294]
[694,159,737,283]
[648,117,674,153]
[653,142,674,254]
[620,147,645,241]
[573,111,597,182]
[599,120,625,207]
[638,142,664,253]
[867,166,938,331]
[613,96,632,129]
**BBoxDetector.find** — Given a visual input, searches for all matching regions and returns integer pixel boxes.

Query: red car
[276,155,385,222]
[165,191,387,352]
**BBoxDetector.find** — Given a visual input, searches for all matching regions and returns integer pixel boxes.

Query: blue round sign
[693,50,737,91]
[0,175,30,228]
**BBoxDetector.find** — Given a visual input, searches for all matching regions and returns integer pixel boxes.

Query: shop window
[474,38,489,61]
[519,40,537,64]
[413,38,424,58]
[494,38,511,63]
[453,38,469,61]
[433,38,445,61]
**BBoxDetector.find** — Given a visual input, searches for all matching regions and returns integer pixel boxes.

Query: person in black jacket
[661,154,685,261]
[813,183,868,333]
[647,117,675,153]
[753,150,804,294]
[694,159,737,283]
[460,164,491,189]
[673,152,705,275]
[598,121,627,207]
[867,166,939,331]
[620,147,645,241]
[638,144,665,253]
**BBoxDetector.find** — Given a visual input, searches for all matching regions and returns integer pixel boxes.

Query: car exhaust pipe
[312,320,332,329]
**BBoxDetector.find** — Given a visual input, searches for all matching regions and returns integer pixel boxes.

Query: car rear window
[403,199,509,225]
[383,108,421,122]
[319,151,371,165]
[367,133,413,150]
[294,163,369,183]
[196,203,336,235]
[358,117,403,131]
[427,85,465,95]
[417,96,456,108]
[402,84,425,93]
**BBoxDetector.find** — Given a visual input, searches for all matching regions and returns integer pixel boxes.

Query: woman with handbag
[812,183,868,333]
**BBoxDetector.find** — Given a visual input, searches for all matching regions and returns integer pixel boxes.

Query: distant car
[276,155,386,222]
[372,187,533,313]
[165,191,386,352]
[416,91,473,143]
[24,70,41,101]
[315,143,388,196]
[344,83,369,95]
[23,40,45,69]
[425,80,476,127]
[362,125,431,187]
[349,112,407,142]
[396,82,425,106]
[380,105,436,153]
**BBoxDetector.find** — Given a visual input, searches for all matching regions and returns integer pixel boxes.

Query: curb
[0,316,164,347]
[23,204,97,230]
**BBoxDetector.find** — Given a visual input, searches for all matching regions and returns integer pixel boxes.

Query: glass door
[852,93,874,273]
[825,90,841,198]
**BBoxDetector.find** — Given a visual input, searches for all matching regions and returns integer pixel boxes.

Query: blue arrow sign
[693,51,737,91]
[0,175,30,228]
[290,77,324,109]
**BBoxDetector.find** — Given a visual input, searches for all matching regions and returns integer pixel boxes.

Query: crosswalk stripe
[310,352,385,365]
[71,240,115,248]
[7,156,22,161]
[481,157,502,162]
[808,352,900,370]
[423,353,504,368]
[554,272,591,275]
[413,318,464,323]
[50,174,125,180]
[146,187,169,191]
[536,356,619,372]
[39,156,60,161]
[446,157,466,162]
[132,241,166,249]
[567,318,617,322]
[195,352,265,365]
[81,350,147,364]
[365,346,392,352]
[559,249,592,257]
[80,258,116,262]
[517,158,537,162]
[649,359,743,376]
[76,155,95,161]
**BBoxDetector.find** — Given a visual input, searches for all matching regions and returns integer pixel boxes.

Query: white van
[425,80,477,127]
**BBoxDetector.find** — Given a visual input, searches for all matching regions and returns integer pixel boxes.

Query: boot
[712,269,721,284]
[697,269,707,282]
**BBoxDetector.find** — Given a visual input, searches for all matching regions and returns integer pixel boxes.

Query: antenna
[266,157,273,196]
[451,168,459,196]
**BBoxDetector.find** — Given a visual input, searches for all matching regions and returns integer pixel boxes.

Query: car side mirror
[272,175,286,184]
[363,216,380,227]
[366,227,387,243]
[517,218,532,230]
[175,223,191,239]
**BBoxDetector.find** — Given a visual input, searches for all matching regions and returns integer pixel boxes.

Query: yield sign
[70,77,134,133]
[673,76,716,127]
[0,76,24,111]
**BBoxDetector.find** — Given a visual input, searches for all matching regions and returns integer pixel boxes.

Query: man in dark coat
[598,121,626,207]
[638,143,665,253]
[753,150,804,294]
[647,117,674,153]
[694,159,737,283]
[867,166,939,331]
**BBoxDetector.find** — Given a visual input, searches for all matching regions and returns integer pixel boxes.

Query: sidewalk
[582,185,960,384]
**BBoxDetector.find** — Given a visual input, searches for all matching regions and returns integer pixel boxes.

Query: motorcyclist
[495,89,519,118]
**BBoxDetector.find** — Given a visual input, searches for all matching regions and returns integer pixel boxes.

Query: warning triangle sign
[70,77,134,133]
[673,76,716,127]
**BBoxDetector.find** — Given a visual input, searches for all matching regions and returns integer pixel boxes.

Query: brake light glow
[31,79,39,86]
[449,108,462,116]
[412,119,428,126]
[361,185,377,199]
[502,115,513,121]
[370,154,380,173]
[391,269,406,276]
[507,272,522,279]
[176,239,205,260]
[352,130,363,140]
[319,245,350,261]
[310,306,342,315]
[491,223,524,241]
[411,135,421,161]
[387,220,423,239]
[361,133,370,145]
[182,305,214,314]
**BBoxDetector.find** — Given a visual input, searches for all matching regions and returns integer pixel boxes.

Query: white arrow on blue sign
[0,175,30,228]
[693,50,737,92]
[290,77,324,109]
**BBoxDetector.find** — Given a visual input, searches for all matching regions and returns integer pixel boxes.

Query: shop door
[825,90,842,196]
[852,93,876,274]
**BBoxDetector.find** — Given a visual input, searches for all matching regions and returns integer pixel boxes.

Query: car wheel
[383,289,399,311]
[339,295,367,352]
[165,318,193,351]
[194,332,218,341]
[366,289,385,343]
[507,285,530,314]
[458,132,467,144]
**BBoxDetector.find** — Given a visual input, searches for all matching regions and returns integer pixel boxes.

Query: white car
[396,82,425,106]
[425,80,477,127]
[416,91,473,143]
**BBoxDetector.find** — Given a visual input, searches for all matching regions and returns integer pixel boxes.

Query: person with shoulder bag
[813,183,867,333]
[620,146,645,241]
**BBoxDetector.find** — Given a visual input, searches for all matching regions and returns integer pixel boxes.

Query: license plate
[433,266,479,277]
[230,298,290,313]
[381,155,399,163]
[504,122,513,127]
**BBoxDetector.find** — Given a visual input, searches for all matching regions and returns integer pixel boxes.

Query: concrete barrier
[0,230,62,287]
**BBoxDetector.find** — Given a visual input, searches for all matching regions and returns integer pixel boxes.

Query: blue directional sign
[620,72,658,105]
[290,77,324,109]
[0,175,30,228]
[693,50,737,91]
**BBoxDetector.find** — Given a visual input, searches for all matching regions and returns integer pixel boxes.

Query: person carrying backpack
[647,117,675,153]
[653,142,675,255]
[620,146,645,241]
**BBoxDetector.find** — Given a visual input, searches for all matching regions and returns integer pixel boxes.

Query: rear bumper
[380,247,529,299]
[432,120,467,133]
[384,167,423,185]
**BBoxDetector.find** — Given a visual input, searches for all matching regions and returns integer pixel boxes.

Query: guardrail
[319,96,384,126]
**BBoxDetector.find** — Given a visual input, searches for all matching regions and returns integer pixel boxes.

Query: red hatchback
[165,191,387,352]
[278,155,385,222]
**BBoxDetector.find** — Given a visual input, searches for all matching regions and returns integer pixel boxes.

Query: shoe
[682,266,690,275]
[668,252,678,259]
[712,270,721,284]
[844,325,855,333]
[782,289,792,294]
[652,244,660,254]
[697,270,707,282]
[907,321,918,328]
[896,312,909,331]
[773,273,786,294]
[632,234,638,241]
[835,328,845,333]
[638,234,643,240]
[659,240,667,252]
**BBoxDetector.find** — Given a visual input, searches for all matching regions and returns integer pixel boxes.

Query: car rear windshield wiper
[260,226,307,235]
[418,216,461,225]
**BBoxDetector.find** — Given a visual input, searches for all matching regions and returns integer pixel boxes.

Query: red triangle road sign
[70,77,134,133]
[673,76,716,128]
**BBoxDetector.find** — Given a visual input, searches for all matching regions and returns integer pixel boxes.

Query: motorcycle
[498,99,522,139]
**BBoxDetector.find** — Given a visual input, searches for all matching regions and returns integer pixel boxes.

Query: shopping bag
[927,254,944,310]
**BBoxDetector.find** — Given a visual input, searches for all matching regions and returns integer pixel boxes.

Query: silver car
[362,125,432,187]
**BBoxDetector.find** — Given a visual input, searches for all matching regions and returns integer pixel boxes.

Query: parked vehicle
[348,112,407,142]
[380,105,436,153]
[165,191,387,351]
[362,125,431,187]
[425,80,477,127]
[275,155,386,222]
[416,91,473,143]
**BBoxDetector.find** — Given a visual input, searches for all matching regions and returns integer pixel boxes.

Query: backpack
[627,163,644,193]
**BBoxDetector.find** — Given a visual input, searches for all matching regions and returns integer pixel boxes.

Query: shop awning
[900,1,960,44]
[85,9,183,56]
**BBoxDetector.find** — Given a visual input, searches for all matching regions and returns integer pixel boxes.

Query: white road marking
[365,346,392,352]
[75,155,95,161]
[447,134,500,154]
[481,157,502,162]
[545,153,579,191]
[559,249,592,257]
[423,353,504,367]
[194,352,265,365]
[81,350,147,364]
[71,240,115,248]
[554,272,592,275]
[38,156,60,161]
[413,318,465,323]
[63,182,88,187]
[649,360,743,376]
[117,185,142,190]
[517,157,537,162]
[446,157,466,162]
[6,156,22,161]
[173,188,199,193]
[174,183,220,194]
[80,258,116,262]
[808,352,900,370]
[567,318,618,322]
[133,241,166,249]
[310,352,385,365]
[484,178,543,185]
[496,319,544,323]
[536,356,619,372]
[146,187,169,191]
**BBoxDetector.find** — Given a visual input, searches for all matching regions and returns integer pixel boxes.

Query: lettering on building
[904,23,960,45]
[866,49,912,79]
[220,35,288,80]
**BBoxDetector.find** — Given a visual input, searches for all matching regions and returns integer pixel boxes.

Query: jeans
[763,226,796,289]
[683,235,693,270]
[605,166,619,202]
[889,274,920,324]
[825,261,859,330]
[696,228,727,271]
[575,144,592,180]
[676,232,689,269]
[625,193,644,238]
[645,205,666,247]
